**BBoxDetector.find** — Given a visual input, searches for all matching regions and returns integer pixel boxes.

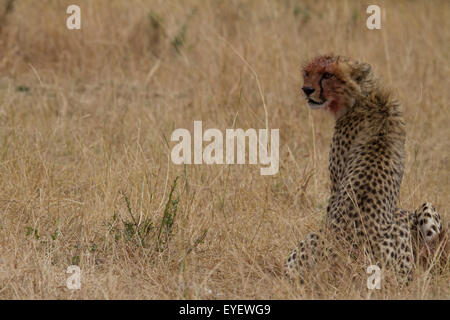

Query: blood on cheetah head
[301,55,375,119]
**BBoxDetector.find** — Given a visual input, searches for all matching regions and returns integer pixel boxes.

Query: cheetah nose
[302,86,315,96]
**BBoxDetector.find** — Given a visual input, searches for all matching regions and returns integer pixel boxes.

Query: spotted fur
[286,55,442,284]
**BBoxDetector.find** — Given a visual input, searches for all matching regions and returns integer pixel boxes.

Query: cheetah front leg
[414,203,442,243]
[285,233,325,282]
[393,202,443,282]
[409,202,443,262]
[397,202,442,251]
[390,213,415,283]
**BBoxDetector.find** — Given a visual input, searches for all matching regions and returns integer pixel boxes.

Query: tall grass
[0,0,448,299]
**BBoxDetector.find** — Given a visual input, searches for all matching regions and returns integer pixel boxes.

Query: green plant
[293,5,311,23]
[156,176,180,250]
[148,10,164,30]
[71,255,80,265]
[109,177,180,251]
[119,191,154,247]
[51,229,59,240]
[26,226,40,240]
[171,24,187,53]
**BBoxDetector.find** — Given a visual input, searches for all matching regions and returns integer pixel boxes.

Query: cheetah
[286,55,443,284]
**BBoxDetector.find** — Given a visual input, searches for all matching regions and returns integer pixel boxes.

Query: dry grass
[0,0,448,299]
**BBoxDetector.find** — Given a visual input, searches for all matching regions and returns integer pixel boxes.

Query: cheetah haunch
[286,55,442,284]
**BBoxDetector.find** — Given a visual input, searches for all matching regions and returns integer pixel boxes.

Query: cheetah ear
[352,62,372,82]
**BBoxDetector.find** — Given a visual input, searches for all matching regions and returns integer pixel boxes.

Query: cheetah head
[301,55,374,119]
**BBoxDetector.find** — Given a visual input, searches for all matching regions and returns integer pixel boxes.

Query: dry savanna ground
[0,0,448,299]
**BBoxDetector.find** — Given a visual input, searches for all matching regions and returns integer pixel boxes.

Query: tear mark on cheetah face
[301,55,372,119]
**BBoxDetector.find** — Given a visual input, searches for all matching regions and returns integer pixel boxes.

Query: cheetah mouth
[307,98,329,109]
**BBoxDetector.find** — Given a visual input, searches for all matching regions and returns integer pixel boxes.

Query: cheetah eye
[323,72,334,79]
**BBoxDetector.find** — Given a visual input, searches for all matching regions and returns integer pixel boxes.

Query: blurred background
[0,0,448,299]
